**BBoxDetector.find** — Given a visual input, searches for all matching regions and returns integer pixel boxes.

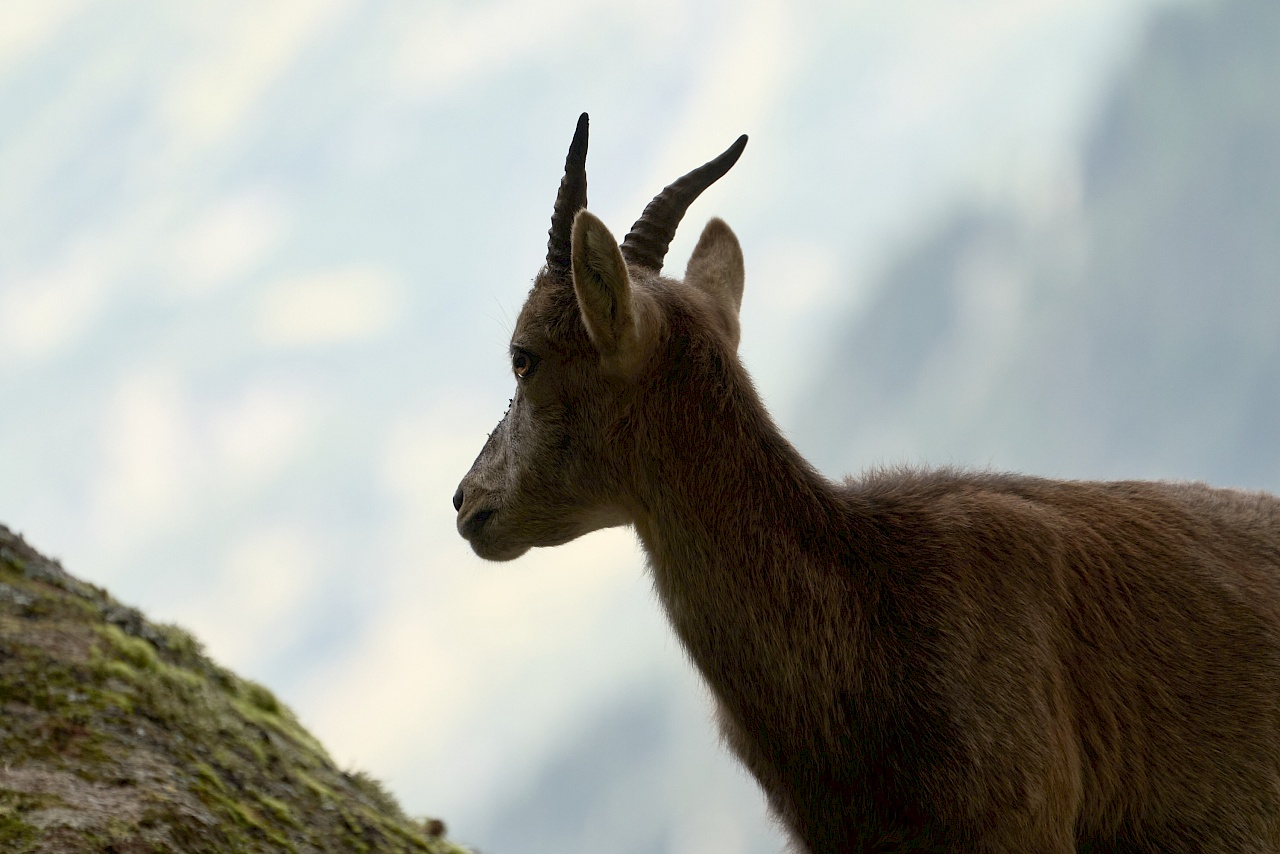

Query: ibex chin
[453,113,1280,853]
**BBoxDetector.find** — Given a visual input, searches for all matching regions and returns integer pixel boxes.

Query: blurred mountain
[799,0,1280,491]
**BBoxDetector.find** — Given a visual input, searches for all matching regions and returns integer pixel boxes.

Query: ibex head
[453,114,748,560]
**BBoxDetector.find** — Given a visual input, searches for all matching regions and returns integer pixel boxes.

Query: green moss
[0,815,38,852]
[243,680,281,714]
[258,793,298,827]
[292,768,337,801]
[152,622,204,664]
[99,624,158,671]
[0,791,55,853]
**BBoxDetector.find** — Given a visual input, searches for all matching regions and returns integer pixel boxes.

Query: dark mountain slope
[801,0,1280,489]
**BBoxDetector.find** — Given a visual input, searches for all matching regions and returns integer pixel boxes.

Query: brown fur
[455,151,1280,853]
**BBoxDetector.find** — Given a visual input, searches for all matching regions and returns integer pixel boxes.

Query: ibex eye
[512,350,536,378]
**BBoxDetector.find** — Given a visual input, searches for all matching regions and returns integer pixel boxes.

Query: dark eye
[512,349,536,378]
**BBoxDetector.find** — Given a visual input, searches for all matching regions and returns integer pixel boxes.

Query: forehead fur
[514,270,589,347]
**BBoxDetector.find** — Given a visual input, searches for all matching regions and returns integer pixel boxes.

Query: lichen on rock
[0,524,471,854]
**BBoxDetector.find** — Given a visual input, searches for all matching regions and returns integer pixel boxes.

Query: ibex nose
[452,485,465,513]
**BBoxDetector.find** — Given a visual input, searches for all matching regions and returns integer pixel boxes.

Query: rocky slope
[0,524,469,854]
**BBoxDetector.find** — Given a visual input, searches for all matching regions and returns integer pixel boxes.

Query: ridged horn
[546,113,590,273]
[620,134,748,273]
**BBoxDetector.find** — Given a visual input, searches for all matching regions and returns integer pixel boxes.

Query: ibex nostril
[452,486,464,513]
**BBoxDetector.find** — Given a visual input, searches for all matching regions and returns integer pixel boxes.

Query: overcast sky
[0,0,1187,847]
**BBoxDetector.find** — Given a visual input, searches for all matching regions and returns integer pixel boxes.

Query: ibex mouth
[461,513,531,562]
[457,506,497,540]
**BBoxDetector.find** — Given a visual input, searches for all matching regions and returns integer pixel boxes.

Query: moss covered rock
[0,524,470,854]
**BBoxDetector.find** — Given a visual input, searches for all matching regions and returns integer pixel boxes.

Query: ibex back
[453,114,1280,853]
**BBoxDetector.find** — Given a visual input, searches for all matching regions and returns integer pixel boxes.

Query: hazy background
[4,0,1277,851]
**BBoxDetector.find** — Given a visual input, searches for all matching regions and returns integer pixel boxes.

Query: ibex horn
[546,113,590,273]
[620,134,748,273]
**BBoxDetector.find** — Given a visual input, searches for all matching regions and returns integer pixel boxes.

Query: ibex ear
[685,218,745,349]
[572,210,638,364]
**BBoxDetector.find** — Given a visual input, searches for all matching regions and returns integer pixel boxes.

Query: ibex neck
[627,343,866,727]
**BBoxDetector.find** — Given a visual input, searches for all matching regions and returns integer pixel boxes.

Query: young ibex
[453,114,1280,852]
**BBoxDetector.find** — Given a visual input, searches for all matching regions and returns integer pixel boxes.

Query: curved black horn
[546,113,590,273]
[620,134,748,273]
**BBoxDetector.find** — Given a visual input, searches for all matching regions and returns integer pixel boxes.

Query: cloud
[622,0,801,266]
[89,371,195,558]
[0,243,109,364]
[161,0,352,150]
[164,187,290,296]
[661,0,799,157]
[390,0,686,98]
[182,525,320,670]
[739,237,842,405]
[393,0,593,97]
[86,373,319,565]
[255,265,403,347]
[0,0,89,68]
[208,383,318,492]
